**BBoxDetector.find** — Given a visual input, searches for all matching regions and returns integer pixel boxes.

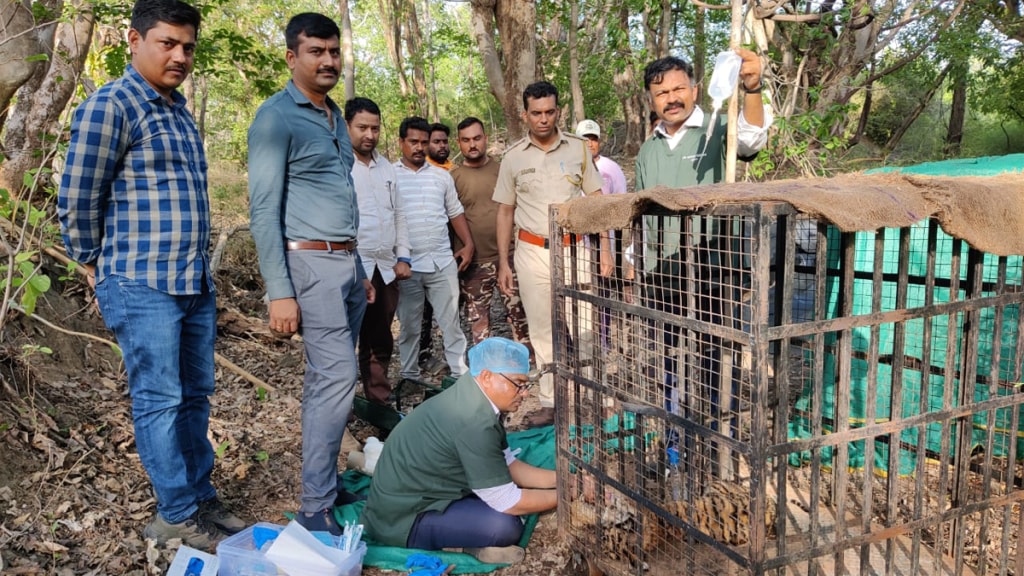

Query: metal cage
[552,201,1024,576]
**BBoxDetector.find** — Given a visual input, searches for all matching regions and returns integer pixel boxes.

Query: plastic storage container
[216,522,367,576]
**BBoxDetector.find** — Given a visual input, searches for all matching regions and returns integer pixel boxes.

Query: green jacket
[360,374,513,546]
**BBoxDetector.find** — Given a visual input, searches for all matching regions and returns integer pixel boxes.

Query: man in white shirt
[394,116,474,380]
[345,97,411,404]
[575,119,629,352]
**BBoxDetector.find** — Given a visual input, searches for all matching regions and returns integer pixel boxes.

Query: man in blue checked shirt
[58,0,244,552]
[247,12,375,537]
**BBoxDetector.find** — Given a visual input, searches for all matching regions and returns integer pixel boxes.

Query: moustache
[317,67,338,75]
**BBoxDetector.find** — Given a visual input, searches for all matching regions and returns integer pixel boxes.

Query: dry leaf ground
[0,222,585,575]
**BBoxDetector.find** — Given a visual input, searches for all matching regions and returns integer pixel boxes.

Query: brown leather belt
[285,240,357,252]
[517,229,572,249]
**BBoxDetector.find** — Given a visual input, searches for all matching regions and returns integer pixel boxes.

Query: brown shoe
[525,407,555,428]
[197,498,246,535]
[463,545,526,564]
[143,511,223,552]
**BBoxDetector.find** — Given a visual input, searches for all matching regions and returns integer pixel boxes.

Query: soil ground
[0,180,586,574]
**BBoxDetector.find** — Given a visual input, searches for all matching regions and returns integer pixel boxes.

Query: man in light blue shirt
[248,12,373,536]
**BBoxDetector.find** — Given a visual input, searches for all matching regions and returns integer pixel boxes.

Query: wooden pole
[724,0,743,183]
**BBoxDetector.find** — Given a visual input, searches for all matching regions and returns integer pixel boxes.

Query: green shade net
[333,425,555,574]
[787,155,1024,475]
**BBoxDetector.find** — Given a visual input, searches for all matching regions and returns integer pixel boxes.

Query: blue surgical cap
[468,337,530,377]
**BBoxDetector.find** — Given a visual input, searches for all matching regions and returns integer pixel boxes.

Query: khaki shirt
[493,130,604,237]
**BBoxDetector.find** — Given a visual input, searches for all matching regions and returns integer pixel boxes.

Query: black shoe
[295,508,342,536]
[334,488,367,507]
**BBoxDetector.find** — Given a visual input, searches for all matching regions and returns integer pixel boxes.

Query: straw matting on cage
[556,172,1024,256]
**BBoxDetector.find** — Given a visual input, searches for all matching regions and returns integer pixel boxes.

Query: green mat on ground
[332,425,555,574]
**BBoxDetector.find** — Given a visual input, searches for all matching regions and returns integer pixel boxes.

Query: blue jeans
[287,250,367,512]
[95,275,218,524]
[406,496,524,550]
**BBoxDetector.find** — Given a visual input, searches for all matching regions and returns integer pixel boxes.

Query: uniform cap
[575,119,601,138]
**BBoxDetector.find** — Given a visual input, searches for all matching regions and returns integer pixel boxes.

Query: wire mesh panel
[551,202,1024,576]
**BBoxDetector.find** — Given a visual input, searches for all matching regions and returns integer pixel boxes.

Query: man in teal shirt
[248,12,374,536]
[362,338,555,565]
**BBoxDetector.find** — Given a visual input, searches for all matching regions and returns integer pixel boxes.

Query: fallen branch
[210,224,249,274]
[9,303,280,399]
[214,352,276,394]
[8,302,120,350]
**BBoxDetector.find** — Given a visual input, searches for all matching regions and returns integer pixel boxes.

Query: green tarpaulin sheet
[788,155,1024,474]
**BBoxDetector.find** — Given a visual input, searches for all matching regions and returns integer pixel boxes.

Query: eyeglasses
[498,373,534,393]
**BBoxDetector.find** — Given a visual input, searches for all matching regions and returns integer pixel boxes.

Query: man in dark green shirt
[361,337,555,565]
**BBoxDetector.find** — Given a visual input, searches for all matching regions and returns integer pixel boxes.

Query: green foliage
[215,440,230,459]
[5,252,52,316]
[862,56,943,148]
[21,344,53,358]
[972,51,1024,125]
[30,0,55,21]
[51,0,1024,179]
[197,26,287,99]
[762,96,853,178]
[0,164,60,317]
[254,450,269,463]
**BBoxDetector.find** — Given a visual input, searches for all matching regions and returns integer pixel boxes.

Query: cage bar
[553,201,1024,576]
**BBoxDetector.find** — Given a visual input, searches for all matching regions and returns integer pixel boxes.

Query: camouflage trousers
[460,258,532,353]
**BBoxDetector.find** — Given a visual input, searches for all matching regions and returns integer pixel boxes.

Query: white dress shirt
[654,105,773,157]
[352,150,411,284]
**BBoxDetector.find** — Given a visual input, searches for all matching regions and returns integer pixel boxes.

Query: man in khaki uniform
[493,81,603,428]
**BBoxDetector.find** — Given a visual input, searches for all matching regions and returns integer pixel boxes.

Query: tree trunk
[422,0,438,121]
[944,64,967,156]
[469,0,535,141]
[377,0,410,98]
[0,0,48,133]
[404,0,428,116]
[642,3,657,60]
[1,0,94,194]
[693,4,707,109]
[568,0,584,125]
[884,64,950,152]
[658,0,670,57]
[340,0,355,100]
[611,1,644,155]
[848,76,872,148]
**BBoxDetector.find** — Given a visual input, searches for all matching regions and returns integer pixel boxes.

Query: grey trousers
[396,260,468,379]
[288,249,367,513]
